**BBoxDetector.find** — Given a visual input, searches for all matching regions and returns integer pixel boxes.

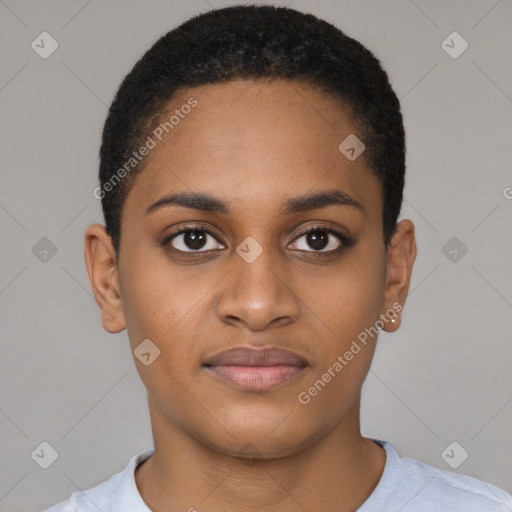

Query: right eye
[163,228,226,253]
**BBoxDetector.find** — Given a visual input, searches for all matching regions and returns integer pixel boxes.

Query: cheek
[119,262,201,411]
[294,260,385,415]
[298,247,387,410]
[301,252,386,345]
[118,254,225,385]
[119,252,193,343]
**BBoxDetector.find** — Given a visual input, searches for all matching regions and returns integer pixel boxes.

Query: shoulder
[42,447,154,512]
[43,470,124,512]
[400,455,512,510]
[362,441,512,511]
[43,474,120,512]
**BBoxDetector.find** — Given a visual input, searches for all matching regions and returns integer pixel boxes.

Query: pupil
[185,230,206,250]
[307,231,328,250]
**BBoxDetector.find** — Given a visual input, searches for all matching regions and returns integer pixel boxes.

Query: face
[85,79,416,459]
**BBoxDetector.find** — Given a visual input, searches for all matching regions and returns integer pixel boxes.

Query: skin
[85,79,416,512]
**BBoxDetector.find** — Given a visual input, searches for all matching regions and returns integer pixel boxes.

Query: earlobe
[84,223,126,334]
[381,219,417,333]
[384,315,400,333]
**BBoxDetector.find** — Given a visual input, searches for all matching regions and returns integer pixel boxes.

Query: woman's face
[91,79,414,458]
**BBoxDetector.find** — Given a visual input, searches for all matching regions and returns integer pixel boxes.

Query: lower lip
[204,364,305,392]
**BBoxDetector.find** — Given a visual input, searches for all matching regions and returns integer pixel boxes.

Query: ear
[84,223,126,334]
[381,219,417,333]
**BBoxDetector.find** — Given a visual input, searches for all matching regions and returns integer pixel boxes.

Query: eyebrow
[145,189,364,216]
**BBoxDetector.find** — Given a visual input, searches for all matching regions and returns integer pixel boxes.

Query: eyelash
[161,223,355,257]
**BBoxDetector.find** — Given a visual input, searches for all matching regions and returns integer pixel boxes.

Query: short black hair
[98,4,405,256]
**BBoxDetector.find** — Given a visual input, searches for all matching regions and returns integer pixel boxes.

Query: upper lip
[203,347,308,367]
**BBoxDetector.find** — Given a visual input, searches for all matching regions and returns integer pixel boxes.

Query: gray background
[1,0,511,510]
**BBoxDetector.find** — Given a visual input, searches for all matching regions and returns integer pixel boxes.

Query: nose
[215,245,301,331]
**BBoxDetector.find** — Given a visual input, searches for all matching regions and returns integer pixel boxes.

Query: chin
[195,407,321,460]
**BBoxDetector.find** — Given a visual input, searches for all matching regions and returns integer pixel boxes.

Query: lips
[202,347,308,392]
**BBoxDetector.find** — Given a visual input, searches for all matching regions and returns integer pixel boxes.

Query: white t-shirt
[44,440,512,511]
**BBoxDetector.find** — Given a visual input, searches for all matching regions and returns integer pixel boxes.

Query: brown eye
[289,226,355,254]
[165,228,225,253]
[304,231,330,251]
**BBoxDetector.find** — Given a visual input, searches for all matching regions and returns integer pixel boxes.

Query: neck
[135,397,386,512]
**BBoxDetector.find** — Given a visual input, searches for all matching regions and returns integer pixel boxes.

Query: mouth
[202,346,308,392]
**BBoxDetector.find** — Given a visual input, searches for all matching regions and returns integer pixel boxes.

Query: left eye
[167,229,225,252]
[289,229,342,252]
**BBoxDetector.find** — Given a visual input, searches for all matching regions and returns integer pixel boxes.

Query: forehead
[124,79,380,219]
